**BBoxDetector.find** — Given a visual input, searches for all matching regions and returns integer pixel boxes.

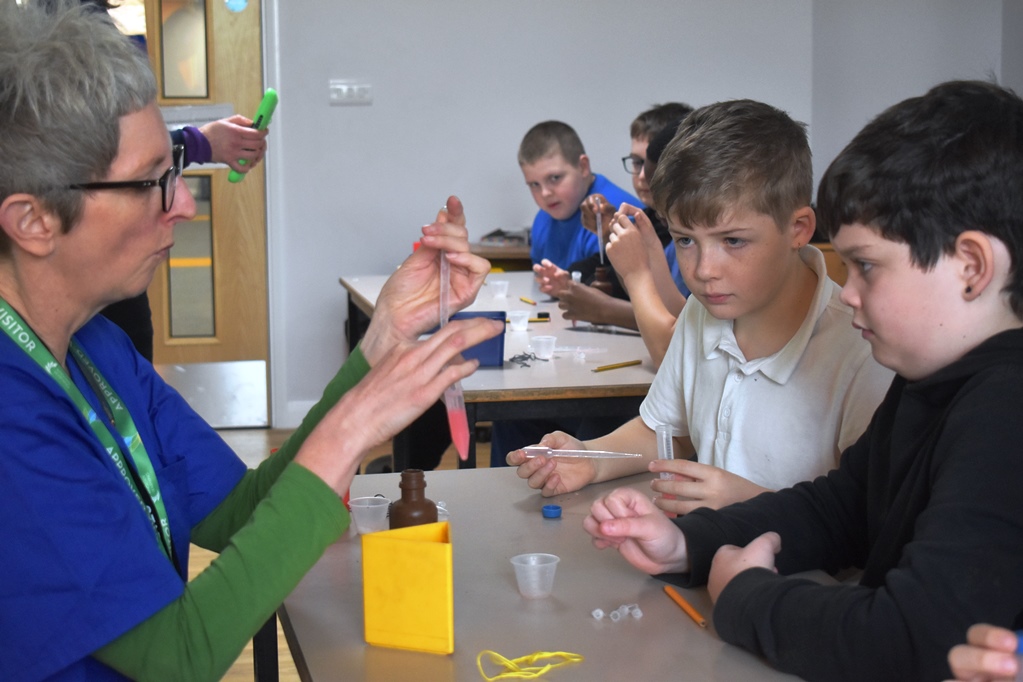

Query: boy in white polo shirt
[508,99,893,513]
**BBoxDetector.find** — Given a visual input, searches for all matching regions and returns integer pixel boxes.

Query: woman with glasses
[0,4,500,680]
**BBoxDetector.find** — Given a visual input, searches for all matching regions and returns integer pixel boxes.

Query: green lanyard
[0,297,174,562]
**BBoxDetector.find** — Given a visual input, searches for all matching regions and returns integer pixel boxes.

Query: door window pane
[168,176,215,337]
[160,0,209,98]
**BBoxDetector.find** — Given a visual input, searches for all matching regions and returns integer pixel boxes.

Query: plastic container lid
[542,504,562,519]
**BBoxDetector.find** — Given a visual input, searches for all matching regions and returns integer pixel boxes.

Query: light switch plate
[329,79,373,106]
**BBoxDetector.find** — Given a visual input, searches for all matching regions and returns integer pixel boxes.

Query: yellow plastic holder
[362,521,454,654]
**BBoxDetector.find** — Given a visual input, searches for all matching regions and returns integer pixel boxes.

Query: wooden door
[141,0,270,424]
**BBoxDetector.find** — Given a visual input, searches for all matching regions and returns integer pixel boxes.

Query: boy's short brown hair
[650,99,812,230]
[518,121,585,167]
[630,102,694,142]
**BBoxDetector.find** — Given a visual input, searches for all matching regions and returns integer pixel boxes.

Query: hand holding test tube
[656,424,677,517]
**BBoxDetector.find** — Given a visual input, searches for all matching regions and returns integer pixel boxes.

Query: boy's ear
[788,206,816,249]
[955,230,996,301]
[577,154,591,176]
[0,194,62,257]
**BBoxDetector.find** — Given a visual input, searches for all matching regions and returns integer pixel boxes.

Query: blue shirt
[664,242,691,297]
[529,173,639,269]
[0,316,246,681]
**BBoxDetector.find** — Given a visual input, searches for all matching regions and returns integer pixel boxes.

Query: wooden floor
[203,428,492,681]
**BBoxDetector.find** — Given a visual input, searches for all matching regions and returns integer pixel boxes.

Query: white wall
[810,0,1002,191]
[265,0,1009,427]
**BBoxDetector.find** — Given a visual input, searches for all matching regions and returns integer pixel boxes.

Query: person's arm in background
[606,205,685,367]
[170,115,270,172]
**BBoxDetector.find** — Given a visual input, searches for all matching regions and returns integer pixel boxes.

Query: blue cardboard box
[448,311,505,367]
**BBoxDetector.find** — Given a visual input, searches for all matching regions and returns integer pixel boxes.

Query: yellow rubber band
[476,650,584,681]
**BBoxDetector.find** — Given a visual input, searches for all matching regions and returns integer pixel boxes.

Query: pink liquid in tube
[439,252,470,460]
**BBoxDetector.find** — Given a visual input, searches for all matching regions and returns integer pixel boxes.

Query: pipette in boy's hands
[595,196,605,264]
[656,424,677,517]
[522,446,642,459]
[439,253,470,460]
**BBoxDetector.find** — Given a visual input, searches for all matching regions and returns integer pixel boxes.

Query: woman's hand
[297,315,503,493]
[361,196,491,366]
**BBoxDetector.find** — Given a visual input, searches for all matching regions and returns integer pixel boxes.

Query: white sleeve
[639,302,694,437]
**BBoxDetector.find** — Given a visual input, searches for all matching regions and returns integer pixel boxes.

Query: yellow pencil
[519,296,537,305]
[591,359,642,373]
[663,585,707,628]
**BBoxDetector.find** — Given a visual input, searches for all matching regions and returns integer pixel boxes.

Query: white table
[340,272,655,467]
[279,468,802,681]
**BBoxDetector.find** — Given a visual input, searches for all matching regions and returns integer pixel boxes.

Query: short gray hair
[0,0,157,249]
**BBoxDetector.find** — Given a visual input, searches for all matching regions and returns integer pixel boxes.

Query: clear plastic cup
[510,553,560,598]
[531,335,556,360]
[508,310,529,332]
[490,280,509,297]
[349,496,390,534]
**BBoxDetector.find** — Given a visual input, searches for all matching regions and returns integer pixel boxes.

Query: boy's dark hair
[817,80,1023,318]
[518,121,585,167]
[630,102,693,142]
[650,99,812,230]
[646,117,686,166]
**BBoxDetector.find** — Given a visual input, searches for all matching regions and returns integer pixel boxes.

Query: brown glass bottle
[591,265,614,295]
[389,469,438,529]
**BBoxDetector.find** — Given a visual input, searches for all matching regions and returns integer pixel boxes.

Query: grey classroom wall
[263,0,1014,427]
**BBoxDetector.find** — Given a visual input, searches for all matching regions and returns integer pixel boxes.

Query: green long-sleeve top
[93,346,371,680]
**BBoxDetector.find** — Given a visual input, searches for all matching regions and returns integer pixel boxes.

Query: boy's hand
[557,281,617,325]
[607,203,666,280]
[533,258,571,297]
[362,195,491,366]
[583,487,690,574]
[649,459,771,514]
[581,194,613,242]
[947,624,1020,681]
[507,431,597,496]
[707,532,781,603]
[606,215,651,278]
[613,203,664,256]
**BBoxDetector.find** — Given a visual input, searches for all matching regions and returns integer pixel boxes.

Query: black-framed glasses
[621,154,645,175]
[67,145,185,213]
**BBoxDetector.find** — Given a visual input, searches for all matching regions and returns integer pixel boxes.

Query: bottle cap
[542,504,562,519]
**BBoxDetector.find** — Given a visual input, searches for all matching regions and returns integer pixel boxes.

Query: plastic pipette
[439,254,470,460]
[656,424,677,517]
[522,446,641,459]
[595,196,605,264]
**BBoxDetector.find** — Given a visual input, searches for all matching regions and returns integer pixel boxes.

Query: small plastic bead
[609,609,622,622]
[631,607,644,619]
[591,608,605,620]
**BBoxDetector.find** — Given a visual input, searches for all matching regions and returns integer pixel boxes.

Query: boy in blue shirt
[519,120,637,268]
[584,80,1023,681]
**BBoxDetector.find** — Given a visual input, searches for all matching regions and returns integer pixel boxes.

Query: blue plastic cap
[542,504,562,519]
